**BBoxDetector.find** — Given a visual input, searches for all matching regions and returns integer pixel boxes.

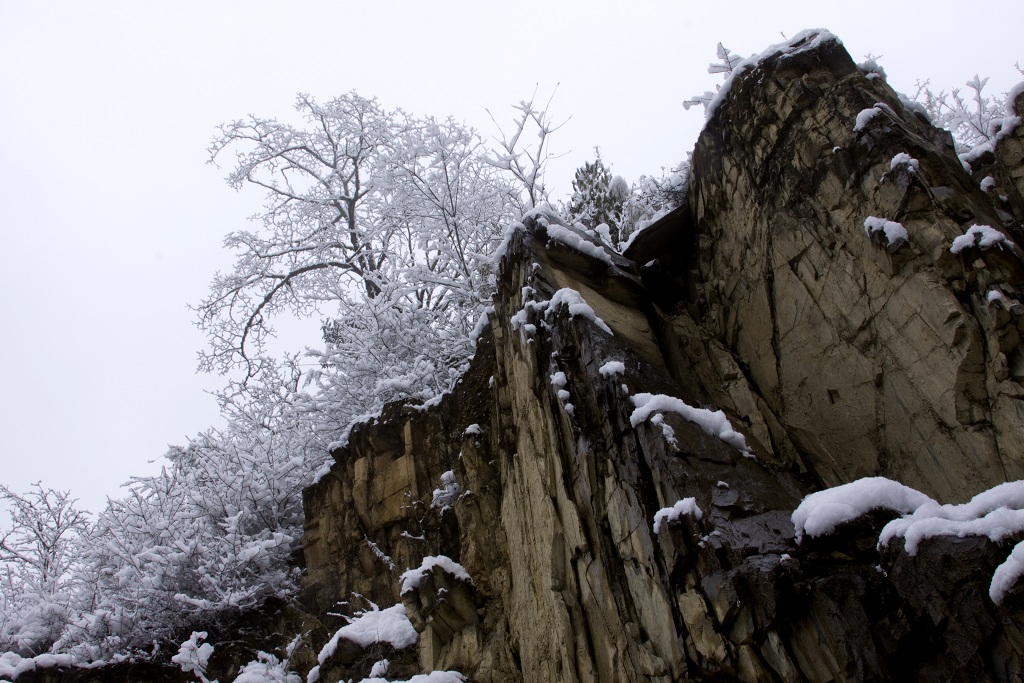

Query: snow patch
[523,206,615,266]
[599,360,625,377]
[431,471,461,511]
[235,652,301,683]
[317,604,418,664]
[793,477,1024,603]
[630,393,749,454]
[357,673,466,683]
[863,216,908,248]
[653,498,703,534]
[547,288,613,335]
[400,555,473,596]
[172,631,214,681]
[1007,81,1024,116]
[950,224,1014,253]
[854,104,892,133]
[991,542,1024,604]
[980,176,996,192]
[889,152,919,172]
[791,477,934,543]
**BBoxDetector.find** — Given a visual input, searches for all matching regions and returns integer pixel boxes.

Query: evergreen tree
[565,151,628,247]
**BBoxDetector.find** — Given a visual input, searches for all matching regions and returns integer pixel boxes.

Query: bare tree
[486,89,567,212]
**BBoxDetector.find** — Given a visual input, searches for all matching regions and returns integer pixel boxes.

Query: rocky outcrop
[298,32,1024,682]
[682,34,1024,501]
[13,30,1024,683]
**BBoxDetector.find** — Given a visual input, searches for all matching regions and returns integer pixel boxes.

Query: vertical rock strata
[687,33,1024,500]
[298,32,1024,683]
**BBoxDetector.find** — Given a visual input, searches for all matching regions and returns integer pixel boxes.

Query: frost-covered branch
[486,88,568,212]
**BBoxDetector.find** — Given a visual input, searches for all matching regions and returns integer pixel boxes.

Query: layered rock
[677,33,1024,501]
[298,32,1024,683]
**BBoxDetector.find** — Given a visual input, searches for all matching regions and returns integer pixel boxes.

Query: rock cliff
[9,30,1024,683]
[300,31,1024,683]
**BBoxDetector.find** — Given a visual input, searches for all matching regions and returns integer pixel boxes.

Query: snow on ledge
[653,498,703,534]
[400,555,473,596]
[889,152,919,173]
[950,224,1015,253]
[522,206,614,266]
[0,653,80,680]
[316,604,418,668]
[791,477,934,543]
[357,672,467,683]
[792,477,1024,603]
[863,216,908,248]
[546,288,613,335]
[630,393,749,454]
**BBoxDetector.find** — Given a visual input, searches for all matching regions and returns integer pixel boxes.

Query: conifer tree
[565,151,628,246]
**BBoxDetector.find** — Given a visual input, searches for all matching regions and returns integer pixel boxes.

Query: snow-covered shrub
[171,631,214,683]
[0,485,90,656]
[911,73,1022,153]
[430,471,461,511]
[618,162,689,248]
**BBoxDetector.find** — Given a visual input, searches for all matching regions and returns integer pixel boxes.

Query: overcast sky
[1,1,1021,514]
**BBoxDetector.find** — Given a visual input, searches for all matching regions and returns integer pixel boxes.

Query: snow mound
[854,106,884,132]
[0,653,78,680]
[792,477,935,543]
[630,393,749,454]
[793,477,1024,603]
[316,604,418,671]
[950,224,1014,253]
[357,672,466,683]
[547,288,613,335]
[653,498,703,534]
[889,152,919,172]
[400,555,473,596]
[599,360,625,377]
[863,216,908,247]
[235,652,301,683]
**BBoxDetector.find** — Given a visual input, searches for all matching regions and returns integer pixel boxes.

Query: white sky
[1,0,1021,514]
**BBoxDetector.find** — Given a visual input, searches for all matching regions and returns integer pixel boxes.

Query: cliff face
[8,30,1024,683]
[299,32,1024,683]
[682,34,1024,500]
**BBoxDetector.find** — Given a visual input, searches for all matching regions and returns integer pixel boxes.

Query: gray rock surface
[295,32,1024,683]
